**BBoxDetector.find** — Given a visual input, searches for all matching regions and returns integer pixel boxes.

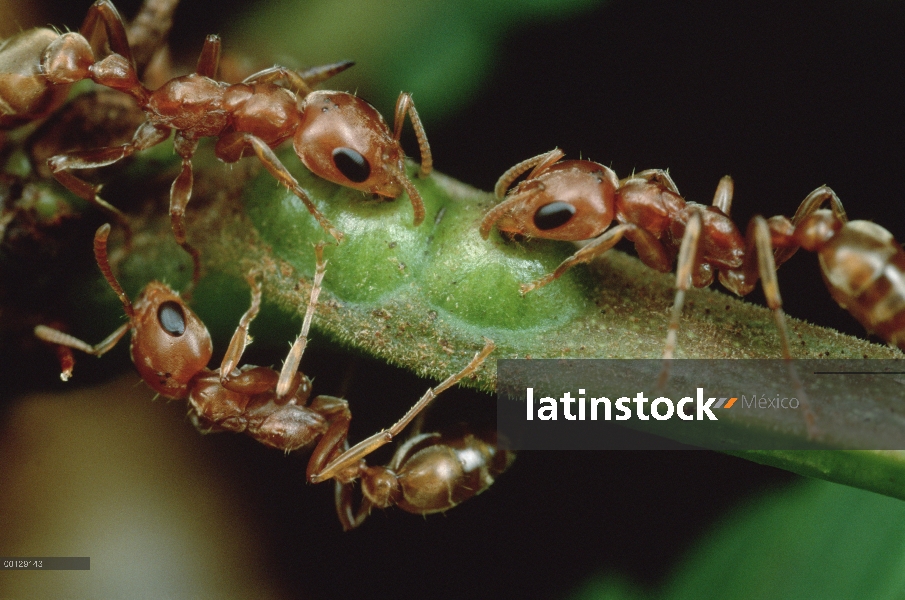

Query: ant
[480,148,905,361]
[17,1,432,288]
[771,192,905,351]
[2,2,430,286]
[0,0,177,156]
[0,1,133,132]
[328,422,515,530]
[34,224,501,529]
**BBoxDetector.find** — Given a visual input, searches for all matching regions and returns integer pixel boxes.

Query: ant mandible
[15,1,431,288]
[479,148,905,361]
[34,224,500,529]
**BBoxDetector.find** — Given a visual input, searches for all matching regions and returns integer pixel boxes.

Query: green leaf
[227,0,608,121]
[570,480,905,600]
[664,481,905,600]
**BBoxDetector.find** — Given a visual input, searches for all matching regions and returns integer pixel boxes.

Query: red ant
[329,422,514,530]
[0,1,133,132]
[773,194,905,350]
[480,148,905,361]
[2,1,431,287]
[34,224,502,529]
[0,0,176,157]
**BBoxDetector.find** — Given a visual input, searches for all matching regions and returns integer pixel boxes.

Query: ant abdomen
[796,213,905,348]
[0,29,73,128]
[361,427,515,514]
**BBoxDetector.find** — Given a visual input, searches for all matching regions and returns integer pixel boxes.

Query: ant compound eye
[157,301,186,336]
[533,202,577,230]
[332,147,371,183]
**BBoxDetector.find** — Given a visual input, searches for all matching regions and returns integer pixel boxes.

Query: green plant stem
[86,147,905,500]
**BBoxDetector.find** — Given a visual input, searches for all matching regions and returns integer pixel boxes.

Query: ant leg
[55,342,76,382]
[662,211,703,361]
[305,395,353,481]
[392,92,433,178]
[277,244,328,398]
[708,216,797,360]
[520,223,670,294]
[125,0,179,74]
[308,339,495,484]
[33,222,136,379]
[296,394,365,529]
[749,216,819,437]
[78,0,134,65]
[293,61,355,87]
[654,210,704,388]
[195,35,221,78]
[170,134,203,292]
[216,271,282,395]
[711,175,734,215]
[719,213,800,297]
[621,169,681,196]
[215,132,344,242]
[220,272,262,378]
[48,121,171,243]
[34,323,130,362]
[335,478,373,531]
[747,217,795,359]
[242,62,354,92]
[493,149,564,199]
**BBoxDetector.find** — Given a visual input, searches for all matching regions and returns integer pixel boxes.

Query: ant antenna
[94,223,134,318]
[385,162,425,226]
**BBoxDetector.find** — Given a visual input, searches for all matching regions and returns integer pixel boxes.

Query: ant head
[93,224,212,398]
[129,282,213,398]
[294,91,406,198]
[482,160,618,241]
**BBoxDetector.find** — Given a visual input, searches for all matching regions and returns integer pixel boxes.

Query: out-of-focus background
[2,0,904,598]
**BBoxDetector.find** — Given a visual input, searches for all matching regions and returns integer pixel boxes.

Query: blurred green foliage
[572,480,905,600]
[229,0,605,121]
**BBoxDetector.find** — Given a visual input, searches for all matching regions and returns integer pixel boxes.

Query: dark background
[4,0,904,597]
